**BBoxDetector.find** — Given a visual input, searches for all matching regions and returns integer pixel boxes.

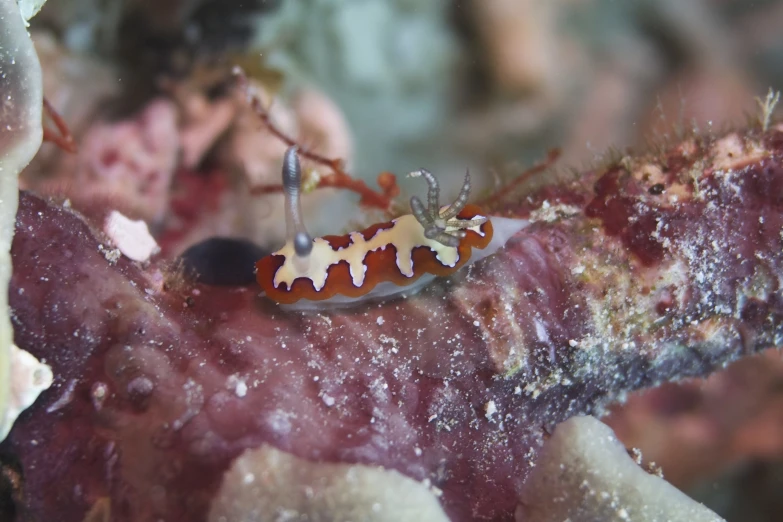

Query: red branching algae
[237,69,400,211]
[3,127,783,521]
[41,97,77,154]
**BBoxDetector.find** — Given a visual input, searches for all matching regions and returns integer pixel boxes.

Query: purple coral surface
[3,128,783,521]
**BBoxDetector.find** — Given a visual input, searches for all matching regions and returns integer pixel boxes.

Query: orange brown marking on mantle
[256,205,493,305]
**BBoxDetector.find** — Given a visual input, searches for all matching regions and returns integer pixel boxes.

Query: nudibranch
[255,147,530,310]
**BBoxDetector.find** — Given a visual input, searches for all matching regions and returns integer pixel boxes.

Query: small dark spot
[185,296,195,307]
[648,183,665,195]
[179,237,269,286]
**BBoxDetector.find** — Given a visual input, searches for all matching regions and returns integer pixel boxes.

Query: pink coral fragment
[77,99,180,223]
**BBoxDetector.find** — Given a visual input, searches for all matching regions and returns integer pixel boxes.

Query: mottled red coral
[3,127,783,521]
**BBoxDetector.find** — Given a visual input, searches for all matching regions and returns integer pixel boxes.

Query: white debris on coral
[209,444,450,522]
[226,374,248,398]
[2,344,52,439]
[104,210,160,262]
[97,244,121,265]
[484,399,497,421]
[518,416,724,522]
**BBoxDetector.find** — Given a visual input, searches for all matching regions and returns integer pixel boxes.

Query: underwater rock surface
[3,127,783,521]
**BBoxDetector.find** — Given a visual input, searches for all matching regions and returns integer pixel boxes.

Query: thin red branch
[42,97,78,153]
[233,67,398,211]
[477,148,561,209]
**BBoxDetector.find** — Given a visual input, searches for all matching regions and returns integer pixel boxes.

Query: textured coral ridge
[3,127,783,521]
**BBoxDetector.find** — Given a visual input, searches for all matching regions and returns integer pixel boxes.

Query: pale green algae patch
[0,0,51,441]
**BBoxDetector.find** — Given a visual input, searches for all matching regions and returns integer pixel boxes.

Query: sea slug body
[256,147,528,310]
